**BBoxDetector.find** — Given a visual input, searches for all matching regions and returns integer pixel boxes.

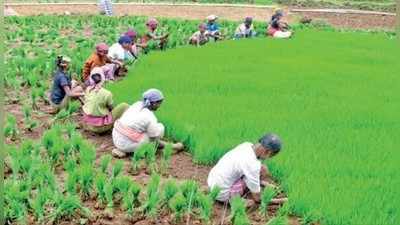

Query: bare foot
[112,148,127,158]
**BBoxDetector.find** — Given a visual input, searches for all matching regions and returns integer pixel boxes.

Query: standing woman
[49,55,84,113]
[98,0,113,16]
[82,73,129,134]
[111,89,183,158]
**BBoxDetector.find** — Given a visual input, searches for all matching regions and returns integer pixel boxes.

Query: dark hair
[91,73,102,84]
[259,133,282,153]
[55,55,63,69]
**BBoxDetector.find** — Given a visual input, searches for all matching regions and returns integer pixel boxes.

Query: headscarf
[259,133,282,153]
[146,18,159,29]
[118,35,133,45]
[142,88,164,108]
[125,28,137,40]
[206,15,218,21]
[88,67,105,92]
[96,42,109,53]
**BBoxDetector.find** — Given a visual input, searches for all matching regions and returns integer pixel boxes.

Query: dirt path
[5,3,396,30]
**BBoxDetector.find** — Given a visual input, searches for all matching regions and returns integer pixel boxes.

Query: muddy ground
[5,3,396,30]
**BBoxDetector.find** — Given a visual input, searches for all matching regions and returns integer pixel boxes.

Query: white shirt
[119,101,164,138]
[112,101,164,152]
[98,0,113,16]
[207,142,261,201]
[108,43,134,61]
[235,23,255,36]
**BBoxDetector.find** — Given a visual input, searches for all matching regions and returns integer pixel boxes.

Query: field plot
[109,32,400,225]
[3,15,399,225]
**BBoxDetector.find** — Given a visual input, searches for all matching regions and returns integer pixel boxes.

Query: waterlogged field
[109,31,400,225]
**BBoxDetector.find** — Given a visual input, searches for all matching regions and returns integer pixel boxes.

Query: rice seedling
[29,187,51,222]
[208,186,221,202]
[144,143,158,173]
[78,164,95,199]
[66,170,80,195]
[4,114,19,141]
[48,192,90,224]
[195,192,213,223]
[70,132,84,152]
[99,154,112,174]
[230,196,250,225]
[130,144,146,174]
[142,173,161,218]
[94,172,107,205]
[22,104,38,131]
[260,187,277,217]
[79,143,96,166]
[161,143,173,173]
[123,181,142,217]
[169,192,187,222]
[162,179,179,204]
[42,127,59,150]
[265,216,289,225]
[112,160,124,178]
[64,122,77,138]
[104,181,115,217]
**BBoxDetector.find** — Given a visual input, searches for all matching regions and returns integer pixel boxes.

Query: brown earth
[5,3,396,30]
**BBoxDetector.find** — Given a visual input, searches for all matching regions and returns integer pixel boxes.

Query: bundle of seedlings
[230,196,250,225]
[22,104,38,132]
[260,187,277,218]
[4,114,19,141]
[130,143,147,175]
[142,173,161,220]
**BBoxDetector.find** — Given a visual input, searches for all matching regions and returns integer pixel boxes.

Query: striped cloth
[229,178,246,198]
[98,0,113,16]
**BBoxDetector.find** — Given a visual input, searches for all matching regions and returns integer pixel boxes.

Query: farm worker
[108,36,135,76]
[111,88,184,158]
[189,23,209,46]
[49,55,84,113]
[98,0,113,16]
[207,133,285,204]
[267,9,292,39]
[206,15,222,41]
[85,66,115,87]
[234,16,257,39]
[139,18,169,53]
[82,43,120,83]
[82,73,129,133]
[108,35,135,62]
[124,28,140,59]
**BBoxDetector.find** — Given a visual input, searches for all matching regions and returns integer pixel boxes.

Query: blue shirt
[50,70,71,104]
[207,23,219,32]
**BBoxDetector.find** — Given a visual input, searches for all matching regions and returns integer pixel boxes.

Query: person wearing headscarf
[267,9,292,39]
[207,133,287,206]
[234,16,257,39]
[206,15,223,41]
[82,73,129,134]
[111,88,183,158]
[108,35,135,62]
[124,28,140,59]
[50,55,84,113]
[139,18,169,53]
[82,43,120,83]
[85,66,115,87]
[189,23,210,46]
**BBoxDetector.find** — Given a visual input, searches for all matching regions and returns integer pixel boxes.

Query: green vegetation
[109,30,399,225]
[4,15,399,225]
